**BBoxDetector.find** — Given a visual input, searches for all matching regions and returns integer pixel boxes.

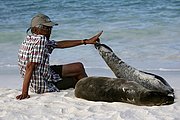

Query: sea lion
[94,43,174,96]
[75,77,174,106]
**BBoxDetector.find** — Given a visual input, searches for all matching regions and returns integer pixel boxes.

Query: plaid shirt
[18,34,61,93]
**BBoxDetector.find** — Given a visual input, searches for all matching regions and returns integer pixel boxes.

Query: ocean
[0,0,180,75]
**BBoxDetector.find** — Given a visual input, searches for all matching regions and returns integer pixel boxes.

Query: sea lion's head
[94,42,113,55]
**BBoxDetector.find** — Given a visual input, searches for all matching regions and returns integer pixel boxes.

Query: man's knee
[76,62,85,71]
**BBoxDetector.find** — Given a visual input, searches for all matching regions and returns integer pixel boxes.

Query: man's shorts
[50,65,76,90]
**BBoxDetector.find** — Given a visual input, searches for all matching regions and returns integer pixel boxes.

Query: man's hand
[16,93,30,100]
[86,31,103,44]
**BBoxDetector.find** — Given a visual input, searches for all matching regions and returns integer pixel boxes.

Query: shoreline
[0,68,179,89]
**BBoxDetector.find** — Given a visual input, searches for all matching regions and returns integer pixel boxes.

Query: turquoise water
[0,0,180,74]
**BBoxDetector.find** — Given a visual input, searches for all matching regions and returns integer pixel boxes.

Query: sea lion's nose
[94,42,100,49]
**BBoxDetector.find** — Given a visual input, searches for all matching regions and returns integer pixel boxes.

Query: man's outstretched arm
[55,31,103,48]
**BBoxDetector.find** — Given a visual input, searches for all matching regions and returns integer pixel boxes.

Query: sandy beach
[0,68,179,120]
[0,0,180,119]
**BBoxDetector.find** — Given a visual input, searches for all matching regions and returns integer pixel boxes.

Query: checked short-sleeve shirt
[18,34,61,93]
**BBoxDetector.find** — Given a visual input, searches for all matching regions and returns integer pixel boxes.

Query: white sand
[0,69,179,120]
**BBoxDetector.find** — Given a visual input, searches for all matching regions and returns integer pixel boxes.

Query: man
[16,13,103,100]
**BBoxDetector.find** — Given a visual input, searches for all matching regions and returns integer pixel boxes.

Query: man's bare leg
[62,62,88,82]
